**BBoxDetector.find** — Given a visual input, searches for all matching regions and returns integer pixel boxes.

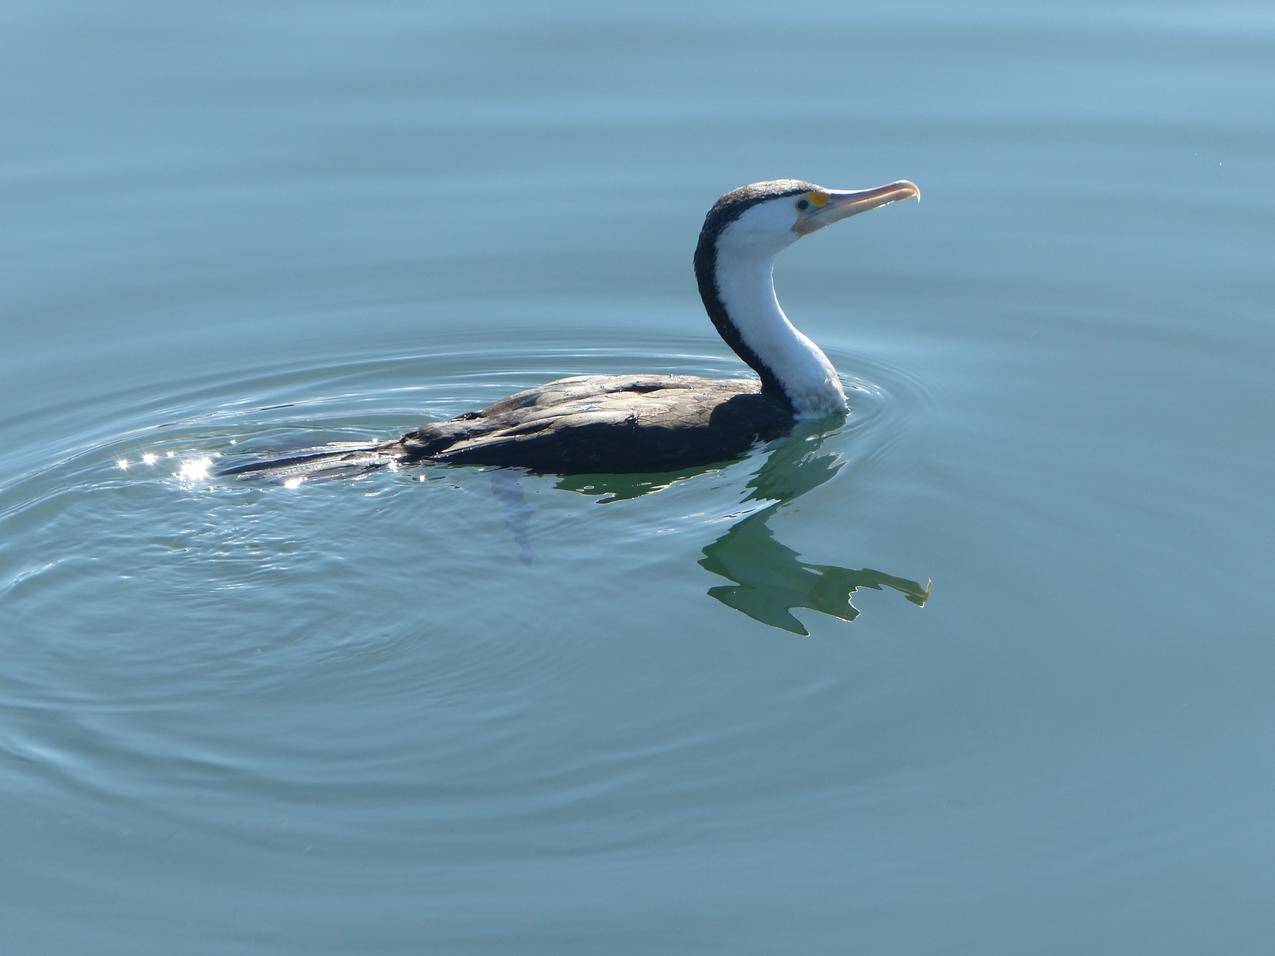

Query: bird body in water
[220,178,919,480]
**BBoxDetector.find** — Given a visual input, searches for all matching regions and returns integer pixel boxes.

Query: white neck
[714,249,847,418]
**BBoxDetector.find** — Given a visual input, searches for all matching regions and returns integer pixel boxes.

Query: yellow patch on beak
[806,192,829,208]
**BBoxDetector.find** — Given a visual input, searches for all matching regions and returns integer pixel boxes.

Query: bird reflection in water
[556,421,931,636]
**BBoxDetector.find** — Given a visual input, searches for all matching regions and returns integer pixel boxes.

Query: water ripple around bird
[0,332,934,830]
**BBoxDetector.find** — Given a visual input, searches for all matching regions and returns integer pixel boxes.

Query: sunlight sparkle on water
[283,477,305,489]
[142,452,158,465]
[116,458,129,470]
[176,456,213,482]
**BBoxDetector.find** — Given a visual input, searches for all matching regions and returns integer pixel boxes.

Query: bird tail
[214,440,405,483]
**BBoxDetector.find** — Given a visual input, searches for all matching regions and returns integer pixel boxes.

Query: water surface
[2,2,1273,952]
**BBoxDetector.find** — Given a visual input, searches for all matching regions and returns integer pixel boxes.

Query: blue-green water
[3,2,1273,952]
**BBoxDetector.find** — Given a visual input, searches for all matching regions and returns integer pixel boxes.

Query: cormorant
[219,178,919,480]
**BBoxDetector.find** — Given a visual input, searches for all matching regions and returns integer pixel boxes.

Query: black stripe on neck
[692,181,814,404]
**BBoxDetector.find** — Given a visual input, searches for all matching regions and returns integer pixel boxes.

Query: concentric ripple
[0,333,933,821]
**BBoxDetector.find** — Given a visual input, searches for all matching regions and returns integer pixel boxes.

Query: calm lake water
[3,1,1273,952]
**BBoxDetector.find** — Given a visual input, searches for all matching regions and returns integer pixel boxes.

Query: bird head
[704,178,920,258]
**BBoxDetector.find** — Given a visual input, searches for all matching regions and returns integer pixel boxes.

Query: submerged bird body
[220,178,918,480]
[392,374,793,474]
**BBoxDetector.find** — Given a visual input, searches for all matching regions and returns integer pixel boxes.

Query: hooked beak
[794,180,921,235]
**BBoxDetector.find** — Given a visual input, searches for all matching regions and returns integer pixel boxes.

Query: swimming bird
[220,178,919,480]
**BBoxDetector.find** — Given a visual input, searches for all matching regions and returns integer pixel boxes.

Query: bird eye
[796,199,810,211]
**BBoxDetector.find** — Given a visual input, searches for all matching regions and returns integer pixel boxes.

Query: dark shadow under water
[555,422,931,636]
[217,413,930,636]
